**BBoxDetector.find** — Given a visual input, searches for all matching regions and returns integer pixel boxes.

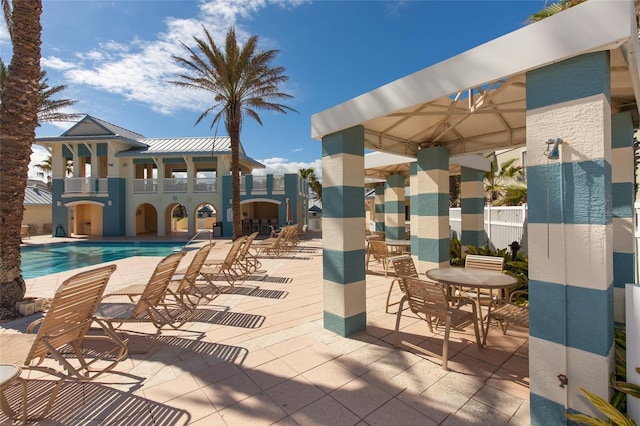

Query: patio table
[385,239,411,254]
[425,267,518,344]
[0,364,26,424]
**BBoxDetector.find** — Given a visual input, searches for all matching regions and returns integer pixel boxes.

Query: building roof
[311,0,640,161]
[24,184,52,206]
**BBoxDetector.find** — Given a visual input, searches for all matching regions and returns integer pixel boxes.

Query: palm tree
[484,157,524,205]
[299,167,322,201]
[525,0,587,24]
[33,155,72,187]
[170,26,296,240]
[0,58,81,123]
[0,0,43,307]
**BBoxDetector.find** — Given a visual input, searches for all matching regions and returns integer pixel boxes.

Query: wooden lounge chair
[252,227,286,257]
[394,276,481,370]
[235,232,262,277]
[199,236,247,290]
[0,265,128,421]
[95,252,188,353]
[482,290,529,346]
[106,243,216,310]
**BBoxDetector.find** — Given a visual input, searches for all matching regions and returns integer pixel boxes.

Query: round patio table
[425,267,518,342]
[0,364,26,424]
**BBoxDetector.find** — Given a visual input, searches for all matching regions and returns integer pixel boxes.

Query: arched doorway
[135,203,158,235]
[195,203,218,232]
[65,201,104,236]
[166,203,188,234]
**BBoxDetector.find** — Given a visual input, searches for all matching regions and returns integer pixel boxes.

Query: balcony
[194,177,217,193]
[163,178,187,193]
[64,177,108,195]
[133,178,157,193]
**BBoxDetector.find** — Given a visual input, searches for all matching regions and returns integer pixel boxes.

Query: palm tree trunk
[0,0,42,307]
[230,124,242,241]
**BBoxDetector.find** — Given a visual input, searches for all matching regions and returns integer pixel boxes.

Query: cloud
[292,147,302,152]
[255,157,322,180]
[44,0,306,116]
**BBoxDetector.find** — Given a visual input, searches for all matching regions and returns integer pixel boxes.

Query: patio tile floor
[2,233,530,425]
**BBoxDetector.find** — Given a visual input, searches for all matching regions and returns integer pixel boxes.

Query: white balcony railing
[64,177,108,194]
[272,175,285,194]
[133,178,158,193]
[194,177,217,192]
[163,178,187,193]
[251,175,267,194]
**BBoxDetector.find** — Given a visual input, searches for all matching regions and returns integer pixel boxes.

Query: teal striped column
[526,51,614,424]
[374,184,385,232]
[321,125,366,336]
[612,112,634,324]
[409,162,418,264]
[460,167,485,248]
[414,147,449,272]
[385,174,405,240]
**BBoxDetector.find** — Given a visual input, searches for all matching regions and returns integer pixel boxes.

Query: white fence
[450,204,528,252]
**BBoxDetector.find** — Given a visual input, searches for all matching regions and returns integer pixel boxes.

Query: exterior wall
[526,51,614,424]
[22,206,51,233]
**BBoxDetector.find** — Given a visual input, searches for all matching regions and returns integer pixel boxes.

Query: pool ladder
[176,230,212,252]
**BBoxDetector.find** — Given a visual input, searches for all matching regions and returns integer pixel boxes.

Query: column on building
[322,125,366,336]
[409,162,417,261]
[526,51,614,424]
[384,174,405,240]
[374,184,385,233]
[611,111,635,324]
[414,146,449,272]
[460,167,485,248]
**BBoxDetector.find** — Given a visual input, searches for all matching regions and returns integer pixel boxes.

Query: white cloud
[44,0,306,116]
[255,157,322,180]
[28,145,51,180]
[292,147,302,152]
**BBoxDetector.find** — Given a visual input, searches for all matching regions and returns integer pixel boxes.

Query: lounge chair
[235,232,262,277]
[95,252,188,353]
[0,265,128,421]
[106,243,216,310]
[395,276,481,370]
[366,239,402,277]
[199,236,247,290]
[252,228,286,257]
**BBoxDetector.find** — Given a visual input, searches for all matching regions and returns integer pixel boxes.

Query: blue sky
[0,0,547,179]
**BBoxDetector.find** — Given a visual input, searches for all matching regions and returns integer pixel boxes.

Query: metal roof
[63,115,146,141]
[23,185,52,205]
[116,136,233,156]
[312,1,640,163]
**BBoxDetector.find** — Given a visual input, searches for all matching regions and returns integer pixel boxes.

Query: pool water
[21,242,185,279]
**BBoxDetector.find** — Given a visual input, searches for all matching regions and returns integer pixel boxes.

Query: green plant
[566,325,640,425]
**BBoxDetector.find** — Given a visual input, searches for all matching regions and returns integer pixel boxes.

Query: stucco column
[322,125,366,336]
[374,184,385,233]
[415,146,449,272]
[384,174,405,240]
[611,112,635,324]
[460,167,485,248]
[526,51,614,424]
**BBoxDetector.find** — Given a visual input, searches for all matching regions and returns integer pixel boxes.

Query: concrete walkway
[2,233,529,425]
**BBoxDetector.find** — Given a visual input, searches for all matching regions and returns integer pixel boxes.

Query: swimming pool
[21,241,186,279]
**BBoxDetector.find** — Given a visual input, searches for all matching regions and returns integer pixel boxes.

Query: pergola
[311,1,640,423]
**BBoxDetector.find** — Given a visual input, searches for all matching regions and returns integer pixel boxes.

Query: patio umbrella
[286,198,293,224]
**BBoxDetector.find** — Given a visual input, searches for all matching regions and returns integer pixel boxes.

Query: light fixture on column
[545,138,563,160]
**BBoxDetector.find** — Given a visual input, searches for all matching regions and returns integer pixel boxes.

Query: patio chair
[394,276,481,370]
[0,265,128,421]
[105,243,216,310]
[460,254,506,321]
[199,236,247,290]
[252,227,286,257]
[95,252,188,353]
[387,255,419,313]
[20,225,30,240]
[482,290,529,347]
[366,239,402,277]
[235,232,262,277]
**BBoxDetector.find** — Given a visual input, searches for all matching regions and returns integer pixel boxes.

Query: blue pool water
[21,242,185,279]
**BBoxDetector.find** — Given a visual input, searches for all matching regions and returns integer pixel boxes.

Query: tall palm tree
[170,26,296,240]
[33,155,72,187]
[0,0,42,307]
[484,157,524,205]
[0,58,81,123]
[299,167,322,201]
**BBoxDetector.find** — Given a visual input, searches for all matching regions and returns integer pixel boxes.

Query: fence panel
[449,204,527,252]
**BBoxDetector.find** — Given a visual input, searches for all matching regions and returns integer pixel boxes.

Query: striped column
[612,112,635,324]
[409,162,418,265]
[526,51,614,424]
[322,125,366,336]
[374,184,385,232]
[414,147,449,272]
[384,174,405,240]
[460,167,485,248]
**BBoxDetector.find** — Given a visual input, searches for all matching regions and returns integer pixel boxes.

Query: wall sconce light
[545,138,563,160]
[108,163,114,167]
[56,201,62,207]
